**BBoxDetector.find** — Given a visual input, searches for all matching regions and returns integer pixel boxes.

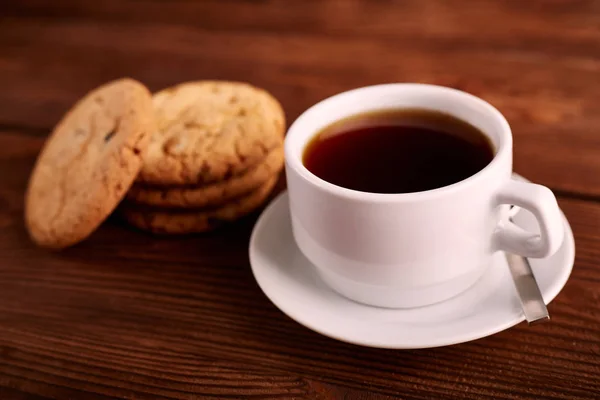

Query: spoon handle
[504,252,550,325]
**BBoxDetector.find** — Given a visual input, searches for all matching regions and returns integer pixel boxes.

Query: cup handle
[492,179,564,258]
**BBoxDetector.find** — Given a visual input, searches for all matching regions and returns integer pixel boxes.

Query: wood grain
[1,130,599,399]
[1,1,600,398]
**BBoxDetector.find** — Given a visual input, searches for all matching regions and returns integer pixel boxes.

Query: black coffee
[303,108,494,194]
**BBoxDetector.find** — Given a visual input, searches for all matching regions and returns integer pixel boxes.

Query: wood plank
[1,344,386,399]
[1,130,599,399]
[1,9,599,128]
[1,2,600,196]
[3,0,600,42]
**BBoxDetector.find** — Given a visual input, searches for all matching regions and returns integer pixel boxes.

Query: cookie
[25,78,154,249]
[126,145,283,208]
[121,175,278,234]
[136,80,286,186]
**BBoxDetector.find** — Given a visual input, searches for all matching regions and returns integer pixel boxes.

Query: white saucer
[249,179,575,349]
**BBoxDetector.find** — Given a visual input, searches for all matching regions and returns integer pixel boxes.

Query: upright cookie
[25,78,154,249]
[136,81,286,186]
[126,146,284,208]
[121,175,278,234]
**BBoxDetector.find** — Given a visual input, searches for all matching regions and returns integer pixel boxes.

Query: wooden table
[1,1,599,399]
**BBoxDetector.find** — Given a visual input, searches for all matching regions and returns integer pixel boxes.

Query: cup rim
[284,83,512,203]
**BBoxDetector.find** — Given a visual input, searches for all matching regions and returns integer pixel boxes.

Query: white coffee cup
[284,83,564,308]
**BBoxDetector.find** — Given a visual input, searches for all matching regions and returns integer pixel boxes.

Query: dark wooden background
[1,1,600,399]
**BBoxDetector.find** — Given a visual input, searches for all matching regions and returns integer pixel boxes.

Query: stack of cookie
[121,81,286,234]
[25,79,285,249]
